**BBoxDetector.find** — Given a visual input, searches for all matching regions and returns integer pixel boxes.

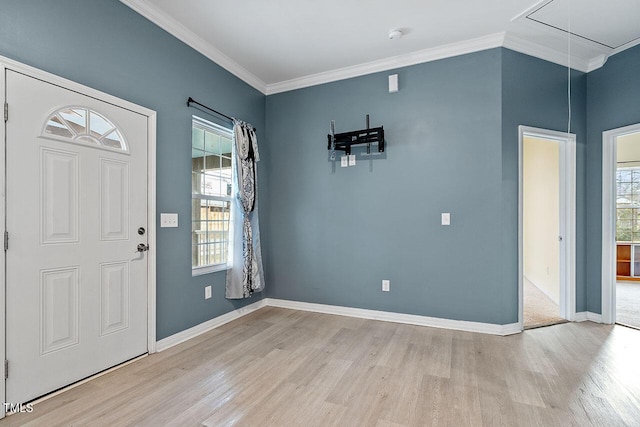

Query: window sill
[192,264,229,277]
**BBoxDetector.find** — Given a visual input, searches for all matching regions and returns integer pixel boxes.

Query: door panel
[100,159,130,240]
[41,148,79,244]
[5,69,148,404]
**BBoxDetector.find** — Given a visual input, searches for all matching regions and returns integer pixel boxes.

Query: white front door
[5,69,149,404]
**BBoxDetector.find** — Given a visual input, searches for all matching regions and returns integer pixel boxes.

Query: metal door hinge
[3,102,7,122]
[4,360,8,379]
[4,231,8,251]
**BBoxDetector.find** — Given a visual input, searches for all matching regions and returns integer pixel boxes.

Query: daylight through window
[616,167,640,242]
[192,116,234,274]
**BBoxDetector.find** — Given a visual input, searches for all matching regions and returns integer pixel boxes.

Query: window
[616,167,640,242]
[192,116,234,274]
[43,106,127,152]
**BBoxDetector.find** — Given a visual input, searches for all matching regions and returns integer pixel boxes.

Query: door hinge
[4,360,7,380]
[4,231,8,251]
[3,102,7,122]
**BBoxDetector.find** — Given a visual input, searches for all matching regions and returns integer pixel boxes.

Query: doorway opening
[602,124,640,330]
[518,126,576,330]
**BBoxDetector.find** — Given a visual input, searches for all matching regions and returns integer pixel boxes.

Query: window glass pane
[205,131,221,155]
[618,169,633,182]
[102,130,123,149]
[89,111,113,138]
[45,115,74,138]
[59,108,87,135]
[192,127,205,151]
[203,173,223,197]
[618,208,633,220]
[205,153,220,173]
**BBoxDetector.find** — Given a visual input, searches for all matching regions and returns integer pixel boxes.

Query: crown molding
[265,32,506,95]
[119,0,267,94]
[503,32,593,72]
[122,0,614,94]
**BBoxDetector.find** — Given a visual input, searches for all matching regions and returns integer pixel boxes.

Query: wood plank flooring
[2,307,639,426]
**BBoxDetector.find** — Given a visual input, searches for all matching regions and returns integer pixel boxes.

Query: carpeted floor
[617,281,640,329]
[524,278,565,329]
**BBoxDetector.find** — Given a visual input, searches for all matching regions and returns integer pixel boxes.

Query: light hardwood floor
[2,307,640,426]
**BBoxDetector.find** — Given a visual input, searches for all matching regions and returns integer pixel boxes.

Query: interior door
[5,69,148,404]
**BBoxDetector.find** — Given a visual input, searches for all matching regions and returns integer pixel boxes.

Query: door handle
[136,243,150,253]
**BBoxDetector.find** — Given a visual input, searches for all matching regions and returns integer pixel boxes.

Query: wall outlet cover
[441,213,451,226]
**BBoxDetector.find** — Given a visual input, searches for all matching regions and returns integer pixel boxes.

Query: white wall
[523,136,560,303]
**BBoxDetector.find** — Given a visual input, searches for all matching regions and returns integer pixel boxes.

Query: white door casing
[2,62,156,408]
[518,126,576,330]
[601,123,640,324]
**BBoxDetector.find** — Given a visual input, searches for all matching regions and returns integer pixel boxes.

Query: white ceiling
[121,0,640,94]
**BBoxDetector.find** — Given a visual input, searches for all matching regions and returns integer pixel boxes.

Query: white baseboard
[574,311,603,323]
[155,299,267,352]
[266,298,521,336]
[156,297,530,352]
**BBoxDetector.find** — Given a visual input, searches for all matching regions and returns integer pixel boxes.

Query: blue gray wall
[264,48,588,325]
[2,0,634,333]
[0,0,266,339]
[501,49,588,315]
[586,45,640,314]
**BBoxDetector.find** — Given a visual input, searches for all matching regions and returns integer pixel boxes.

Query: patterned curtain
[225,120,265,299]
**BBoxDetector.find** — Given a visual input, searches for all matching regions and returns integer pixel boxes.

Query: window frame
[191,116,235,276]
[616,165,640,243]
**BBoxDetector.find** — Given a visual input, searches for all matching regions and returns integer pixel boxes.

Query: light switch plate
[389,74,399,93]
[160,213,178,228]
[441,213,450,226]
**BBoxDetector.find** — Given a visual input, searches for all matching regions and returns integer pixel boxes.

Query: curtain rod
[187,97,256,131]
[187,97,234,122]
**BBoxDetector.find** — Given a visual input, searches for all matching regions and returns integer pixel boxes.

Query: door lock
[136,243,150,253]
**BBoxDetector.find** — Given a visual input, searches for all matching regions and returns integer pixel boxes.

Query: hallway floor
[523,278,564,329]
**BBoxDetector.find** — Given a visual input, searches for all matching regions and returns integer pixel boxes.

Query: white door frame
[518,125,576,330]
[601,123,640,324]
[0,56,157,416]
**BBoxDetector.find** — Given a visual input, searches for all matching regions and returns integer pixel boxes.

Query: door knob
[136,243,150,253]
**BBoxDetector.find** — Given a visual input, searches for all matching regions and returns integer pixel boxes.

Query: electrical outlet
[441,213,450,226]
[382,280,390,292]
[205,285,212,299]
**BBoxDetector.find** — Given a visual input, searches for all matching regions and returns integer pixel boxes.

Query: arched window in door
[43,106,127,152]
